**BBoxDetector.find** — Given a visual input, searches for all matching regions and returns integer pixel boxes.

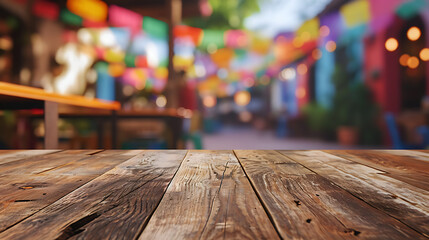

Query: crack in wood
[200,161,229,239]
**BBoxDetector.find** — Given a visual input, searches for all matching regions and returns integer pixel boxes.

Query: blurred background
[0,0,429,149]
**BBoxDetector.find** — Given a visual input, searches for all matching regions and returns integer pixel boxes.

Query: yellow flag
[341,0,370,28]
[296,18,320,41]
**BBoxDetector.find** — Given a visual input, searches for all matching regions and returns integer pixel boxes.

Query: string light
[420,48,429,61]
[407,56,419,69]
[297,64,308,75]
[399,54,410,66]
[407,26,421,41]
[319,25,330,37]
[312,49,322,60]
[385,38,398,52]
[234,91,251,106]
[203,95,217,108]
[325,41,336,52]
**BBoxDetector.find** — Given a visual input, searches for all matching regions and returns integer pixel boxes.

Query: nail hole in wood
[306,219,312,223]
[294,200,301,206]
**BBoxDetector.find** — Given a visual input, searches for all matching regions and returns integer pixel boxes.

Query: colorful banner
[340,0,370,28]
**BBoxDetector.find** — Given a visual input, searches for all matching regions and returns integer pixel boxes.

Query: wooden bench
[0,82,120,148]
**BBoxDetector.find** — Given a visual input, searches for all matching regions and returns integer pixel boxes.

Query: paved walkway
[200,127,349,150]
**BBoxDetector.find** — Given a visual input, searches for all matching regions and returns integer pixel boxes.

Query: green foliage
[330,64,382,145]
[184,0,261,30]
[302,102,330,133]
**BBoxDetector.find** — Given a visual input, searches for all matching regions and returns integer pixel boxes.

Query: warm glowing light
[156,95,167,108]
[420,48,429,61]
[239,111,252,122]
[234,91,251,106]
[385,38,398,52]
[319,25,330,37]
[122,85,134,96]
[280,68,296,81]
[407,26,421,41]
[20,68,31,84]
[399,54,410,66]
[407,56,419,69]
[77,28,93,45]
[0,37,12,50]
[312,49,322,60]
[203,95,217,108]
[297,64,308,75]
[296,88,306,98]
[325,40,336,52]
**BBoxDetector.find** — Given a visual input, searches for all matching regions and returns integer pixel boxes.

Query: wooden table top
[0,150,428,239]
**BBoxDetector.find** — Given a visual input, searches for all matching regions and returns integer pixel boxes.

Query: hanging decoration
[340,0,371,28]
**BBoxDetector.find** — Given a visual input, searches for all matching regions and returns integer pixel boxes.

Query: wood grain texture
[280,150,429,238]
[0,150,137,233]
[324,150,429,191]
[139,150,279,240]
[235,150,425,240]
[0,150,60,165]
[0,150,186,240]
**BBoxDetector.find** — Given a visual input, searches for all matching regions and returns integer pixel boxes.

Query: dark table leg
[44,101,58,149]
[111,110,117,149]
[168,117,183,149]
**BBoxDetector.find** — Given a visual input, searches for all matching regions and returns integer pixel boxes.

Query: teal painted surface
[315,47,335,108]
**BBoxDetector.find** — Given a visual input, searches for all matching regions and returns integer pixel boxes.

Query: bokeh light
[297,64,308,75]
[295,87,306,98]
[407,56,420,69]
[239,111,252,122]
[203,95,217,108]
[280,68,296,81]
[420,48,429,61]
[312,49,322,60]
[385,38,398,52]
[407,26,421,41]
[319,25,330,37]
[325,40,336,52]
[234,91,251,106]
[155,95,167,108]
[399,54,410,66]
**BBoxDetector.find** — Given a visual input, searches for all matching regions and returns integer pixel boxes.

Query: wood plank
[376,150,429,162]
[0,150,138,233]
[235,150,425,239]
[0,150,187,240]
[0,150,60,165]
[0,82,120,110]
[324,150,429,191]
[139,150,279,239]
[280,150,429,238]
[44,101,59,149]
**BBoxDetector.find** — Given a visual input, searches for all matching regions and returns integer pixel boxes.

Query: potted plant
[330,64,381,146]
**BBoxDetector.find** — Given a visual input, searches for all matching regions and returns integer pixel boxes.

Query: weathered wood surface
[325,150,429,191]
[280,150,429,238]
[0,150,428,239]
[0,150,138,233]
[236,150,424,239]
[0,150,59,165]
[0,150,186,240]
[139,150,279,239]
